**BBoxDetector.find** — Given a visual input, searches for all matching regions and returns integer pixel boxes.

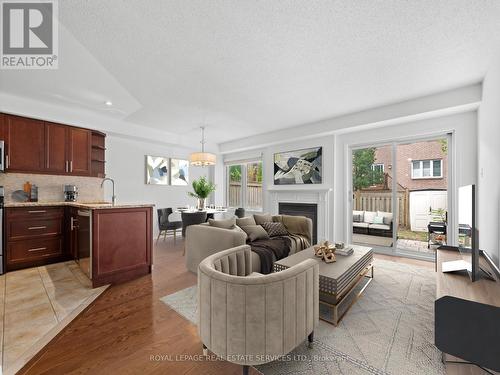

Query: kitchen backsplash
[0,173,104,203]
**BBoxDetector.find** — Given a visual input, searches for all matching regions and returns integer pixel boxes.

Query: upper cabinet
[4,115,45,172]
[0,113,104,177]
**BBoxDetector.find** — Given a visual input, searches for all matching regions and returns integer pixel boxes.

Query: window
[371,163,384,173]
[411,159,442,179]
[226,160,263,210]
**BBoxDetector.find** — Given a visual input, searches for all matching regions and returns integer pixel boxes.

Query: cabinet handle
[28,247,47,252]
[28,210,46,213]
[28,226,47,230]
[65,160,69,172]
[5,155,8,169]
[70,160,73,172]
[70,217,78,230]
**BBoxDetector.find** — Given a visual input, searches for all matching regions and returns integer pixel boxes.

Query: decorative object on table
[146,155,170,185]
[187,176,216,210]
[189,126,216,166]
[170,158,189,186]
[274,146,322,185]
[335,241,344,250]
[12,190,29,202]
[336,246,354,256]
[314,240,337,263]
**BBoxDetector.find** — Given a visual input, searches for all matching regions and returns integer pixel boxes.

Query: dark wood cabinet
[45,122,68,173]
[68,127,91,176]
[0,113,99,176]
[5,207,68,270]
[4,115,45,172]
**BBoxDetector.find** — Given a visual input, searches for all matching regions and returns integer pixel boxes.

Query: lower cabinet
[5,207,69,271]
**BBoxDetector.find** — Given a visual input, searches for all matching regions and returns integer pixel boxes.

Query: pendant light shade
[190,126,216,166]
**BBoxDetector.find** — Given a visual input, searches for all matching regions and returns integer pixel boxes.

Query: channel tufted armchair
[198,245,319,375]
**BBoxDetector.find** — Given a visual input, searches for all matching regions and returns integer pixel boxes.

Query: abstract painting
[171,158,189,186]
[274,147,322,185]
[146,155,169,185]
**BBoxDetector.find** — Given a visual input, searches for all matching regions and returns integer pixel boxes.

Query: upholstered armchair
[198,245,319,375]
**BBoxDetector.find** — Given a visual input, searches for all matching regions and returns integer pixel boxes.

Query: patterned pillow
[261,222,288,237]
[373,216,384,225]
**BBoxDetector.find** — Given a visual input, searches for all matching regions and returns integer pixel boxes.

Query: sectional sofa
[353,210,393,237]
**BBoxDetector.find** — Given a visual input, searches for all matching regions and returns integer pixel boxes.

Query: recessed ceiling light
[105,100,113,106]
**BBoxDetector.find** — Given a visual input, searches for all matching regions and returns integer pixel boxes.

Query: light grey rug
[160,259,444,375]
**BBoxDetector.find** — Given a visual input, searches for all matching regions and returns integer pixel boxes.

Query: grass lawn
[397,228,428,242]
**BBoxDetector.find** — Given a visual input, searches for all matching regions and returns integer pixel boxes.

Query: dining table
[175,207,229,221]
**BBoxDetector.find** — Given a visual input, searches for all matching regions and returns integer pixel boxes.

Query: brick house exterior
[373,140,447,191]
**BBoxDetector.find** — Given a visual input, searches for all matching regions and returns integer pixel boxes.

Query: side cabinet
[91,207,152,287]
[5,207,70,271]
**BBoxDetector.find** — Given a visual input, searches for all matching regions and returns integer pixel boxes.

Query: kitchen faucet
[101,177,116,205]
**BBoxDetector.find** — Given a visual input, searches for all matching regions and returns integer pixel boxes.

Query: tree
[352,148,384,191]
[229,165,241,182]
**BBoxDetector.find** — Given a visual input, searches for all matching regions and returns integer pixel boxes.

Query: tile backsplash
[0,173,104,203]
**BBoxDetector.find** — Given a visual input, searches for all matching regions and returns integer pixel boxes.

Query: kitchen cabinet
[4,115,45,172]
[5,207,69,271]
[0,113,97,176]
[67,127,91,175]
[45,122,68,174]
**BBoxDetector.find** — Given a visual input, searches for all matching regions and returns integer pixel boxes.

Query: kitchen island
[4,202,153,287]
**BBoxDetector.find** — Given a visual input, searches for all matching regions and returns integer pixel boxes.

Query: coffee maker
[64,185,78,202]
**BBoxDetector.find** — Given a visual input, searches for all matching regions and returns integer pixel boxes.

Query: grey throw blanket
[250,238,290,274]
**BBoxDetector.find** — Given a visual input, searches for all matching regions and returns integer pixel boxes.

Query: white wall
[478,52,500,265]
[104,135,212,236]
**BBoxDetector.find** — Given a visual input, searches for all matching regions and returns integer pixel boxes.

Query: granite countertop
[4,201,155,209]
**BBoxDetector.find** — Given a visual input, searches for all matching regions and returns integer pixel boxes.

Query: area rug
[160,259,444,375]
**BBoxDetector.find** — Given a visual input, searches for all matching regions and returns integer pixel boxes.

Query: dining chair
[157,208,182,244]
[181,211,208,255]
[234,208,245,218]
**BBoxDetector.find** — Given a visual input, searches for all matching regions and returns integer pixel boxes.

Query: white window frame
[371,163,384,173]
[411,159,442,179]
[225,160,263,211]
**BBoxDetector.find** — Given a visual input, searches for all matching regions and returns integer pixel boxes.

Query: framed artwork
[146,155,170,185]
[273,147,322,185]
[170,158,189,186]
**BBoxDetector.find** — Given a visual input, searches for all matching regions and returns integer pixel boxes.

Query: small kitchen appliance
[64,185,79,202]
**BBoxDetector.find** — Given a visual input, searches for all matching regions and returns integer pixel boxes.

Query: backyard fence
[353,189,410,227]
[229,182,263,209]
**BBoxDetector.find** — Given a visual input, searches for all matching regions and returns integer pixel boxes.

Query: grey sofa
[198,245,319,374]
[185,214,312,274]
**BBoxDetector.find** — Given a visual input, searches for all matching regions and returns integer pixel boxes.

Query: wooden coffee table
[273,245,373,325]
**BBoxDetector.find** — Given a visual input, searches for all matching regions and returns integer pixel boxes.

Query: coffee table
[273,245,373,325]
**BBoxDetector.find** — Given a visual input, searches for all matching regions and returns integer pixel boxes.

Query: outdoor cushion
[364,211,377,224]
[236,216,256,227]
[241,225,270,241]
[373,216,384,224]
[353,210,365,222]
[254,213,273,225]
[353,222,369,228]
[369,223,391,231]
[377,211,393,225]
[353,214,362,222]
[208,217,236,229]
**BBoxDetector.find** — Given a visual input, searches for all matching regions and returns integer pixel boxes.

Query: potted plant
[188,176,216,210]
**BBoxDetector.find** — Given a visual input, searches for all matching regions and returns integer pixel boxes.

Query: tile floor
[0,261,107,372]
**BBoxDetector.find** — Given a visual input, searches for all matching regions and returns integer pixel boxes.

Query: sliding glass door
[351,135,450,259]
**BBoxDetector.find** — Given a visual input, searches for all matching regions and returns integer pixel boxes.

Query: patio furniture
[274,244,373,326]
[198,245,319,375]
[353,210,393,237]
[157,208,182,244]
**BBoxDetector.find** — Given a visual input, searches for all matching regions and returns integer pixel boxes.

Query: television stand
[435,249,500,372]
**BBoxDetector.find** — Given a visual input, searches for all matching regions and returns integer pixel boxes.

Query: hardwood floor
[18,238,491,375]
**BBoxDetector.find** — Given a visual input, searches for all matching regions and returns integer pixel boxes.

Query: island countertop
[4,201,155,209]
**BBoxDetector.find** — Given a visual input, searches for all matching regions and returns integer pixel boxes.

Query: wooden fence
[353,189,410,228]
[229,182,262,209]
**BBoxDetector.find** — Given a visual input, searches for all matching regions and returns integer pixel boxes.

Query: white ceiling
[1,0,500,145]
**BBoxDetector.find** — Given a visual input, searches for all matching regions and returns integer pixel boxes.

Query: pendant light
[189,126,216,166]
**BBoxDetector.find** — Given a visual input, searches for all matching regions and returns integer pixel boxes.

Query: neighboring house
[373,140,447,192]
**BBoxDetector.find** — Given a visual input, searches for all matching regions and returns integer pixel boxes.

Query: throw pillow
[261,222,288,237]
[383,216,392,226]
[364,211,376,224]
[208,217,236,229]
[353,214,362,222]
[241,225,270,242]
[373,216,384,224]
[236,216,256,227]
[254,213,273,225]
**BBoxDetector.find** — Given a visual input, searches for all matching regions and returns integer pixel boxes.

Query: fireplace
[279,202,318,245]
